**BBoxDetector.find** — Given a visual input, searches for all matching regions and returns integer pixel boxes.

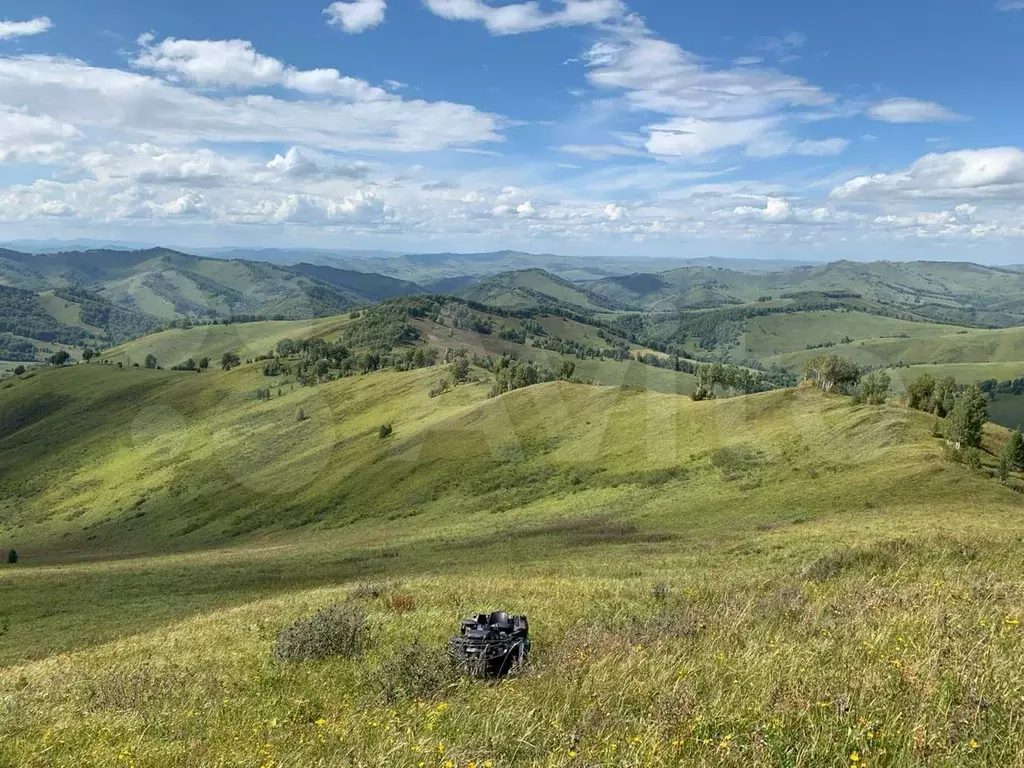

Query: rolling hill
[4,348,1024,765]
[454,268,624,312]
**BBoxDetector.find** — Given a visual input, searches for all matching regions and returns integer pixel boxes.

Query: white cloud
[868,98,967,124]
[603,202,624,220]
[266,146,369,180]
[831,147,1024,200]
[646,117,780,157]
[324,0,387,33]
[422,0,624,35]
[0,105,81,163]
[0,54,504,153]
[996,0,1024,9]
[0,17,53,41]
[134,36,389,100]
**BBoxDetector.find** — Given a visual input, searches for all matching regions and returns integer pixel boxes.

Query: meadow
[3,349,1024,766]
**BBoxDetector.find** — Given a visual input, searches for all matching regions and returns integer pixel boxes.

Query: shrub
[6,549,17,564]
[273,603,370,662]
[13,365,25,376]
[379,423,393,439]
[376,641,458,703]
[297,408,307,422]
[348,582,389,601]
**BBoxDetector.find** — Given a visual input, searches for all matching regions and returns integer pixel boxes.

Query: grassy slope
[100,316,356,368]
[3,363,1024,764]
[415,316,697,395]
[737,311,971,361]
[764,325,1024,371]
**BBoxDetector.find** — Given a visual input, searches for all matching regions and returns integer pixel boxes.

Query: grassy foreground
[2,364,1024,766]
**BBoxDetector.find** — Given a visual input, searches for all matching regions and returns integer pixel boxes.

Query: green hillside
[765,325,1024,372]
[5,359,1024,765]
[587,260,1024,325]
[455,269,622,312]
[100,316,357,369]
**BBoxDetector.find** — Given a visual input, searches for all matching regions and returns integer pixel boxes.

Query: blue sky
[0,0,1022,261]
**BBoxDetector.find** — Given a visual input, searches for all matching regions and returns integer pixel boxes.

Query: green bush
[378,423,393,439]
[376,641,457,703]
[6,549,18,564]
[273,603,370,662]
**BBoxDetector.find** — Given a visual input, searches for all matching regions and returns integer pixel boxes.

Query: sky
[0,0,1022,261]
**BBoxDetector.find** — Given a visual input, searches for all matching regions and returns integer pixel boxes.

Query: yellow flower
[438,743,446,754]
[483,762,494,768]
[444,762,454,768]
[850,751,861,762]
[568,750,577,758]
[315,718,326,727]
[969,739,980,750]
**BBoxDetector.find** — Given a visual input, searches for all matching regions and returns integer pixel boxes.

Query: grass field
[101,316,356,369]
[736,311,971,362]
[5,353,1024,765]
[764,325,1024,372]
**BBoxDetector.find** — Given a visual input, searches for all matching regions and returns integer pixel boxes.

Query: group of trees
[802,354,861,394]
[854,370,891,406]
[978,377,1024,397]
[692,362,775,401]
[906,373,958,417]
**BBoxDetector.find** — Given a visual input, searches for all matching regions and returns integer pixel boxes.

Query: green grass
[765,325,1024,372]
[988,393,1024,430]
[101,316,355,369]
[5,347,1024,765]
[737,311,971,362]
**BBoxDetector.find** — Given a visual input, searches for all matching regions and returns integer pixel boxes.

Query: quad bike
[449,610,530,677]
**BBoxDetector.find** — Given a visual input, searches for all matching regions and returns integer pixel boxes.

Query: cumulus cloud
[324,0,387,33]
[0,17,52,41]
[423,0,624,35]
[0,105,81,163]
[134,36,389,99]
[868,98,967,124]
[0,54,504,153]
[266,147,370,180]
[831,147,1024,200]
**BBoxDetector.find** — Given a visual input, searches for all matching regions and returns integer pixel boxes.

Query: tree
[144,354,158,369]
[803,354,860,393]
[556,361,576,381]
[49,349,70,367]
[1004,428,1024,471]
[947,386,988,449]
[221,352,241,371]
[906,373,935,412]
[13,365,25,376]
[6,549,16,564]
[449,355,470,384]
[82,347,95,363]
[933,376,957,417]
[199,357,210,370]
[857,370,891,406]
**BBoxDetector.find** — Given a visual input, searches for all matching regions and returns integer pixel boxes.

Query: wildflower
[568,749,577,758]
[1004,616,1019,627]
[484,762,494,768]
[444,762,454,768]
[889,659,902,668]
[438,743,445,754]
[850,752,861,763]
[436,702,449,712]
[315,718,326,727]
[969,739,980,750]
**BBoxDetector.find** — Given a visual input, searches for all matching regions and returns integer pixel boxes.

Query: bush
[13,365,25,376]
[376,641,458,703]
[6,549,17,564]
[379,423,393,439]
[273,603,370,662]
